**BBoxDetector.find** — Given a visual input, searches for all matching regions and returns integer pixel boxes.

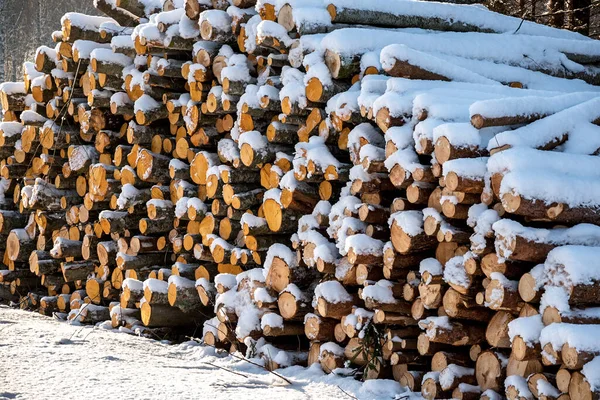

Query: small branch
[187,335,293,385]
[83,326,98,341]
[203,361,249,379]
[513,11,528,34]
[337,386,358,400]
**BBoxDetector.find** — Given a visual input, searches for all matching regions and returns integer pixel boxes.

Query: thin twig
[513,12,528,34]
[66,290,103,338]
[187,335,293,385]
[203,361,249,379]
[337,386,358,400]
[82,325,98,341]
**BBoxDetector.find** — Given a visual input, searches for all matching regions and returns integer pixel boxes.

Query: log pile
[1,0,600,396]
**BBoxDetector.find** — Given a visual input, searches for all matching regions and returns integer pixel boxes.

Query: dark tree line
[0,0,97,82]
[486,0,598,37]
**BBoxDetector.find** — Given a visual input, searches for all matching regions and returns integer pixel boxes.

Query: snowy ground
[0,306,418,400]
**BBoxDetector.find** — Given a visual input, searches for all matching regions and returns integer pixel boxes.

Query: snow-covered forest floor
[0,306,417,400]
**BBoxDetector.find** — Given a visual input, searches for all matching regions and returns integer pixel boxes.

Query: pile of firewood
[1,0,600,398]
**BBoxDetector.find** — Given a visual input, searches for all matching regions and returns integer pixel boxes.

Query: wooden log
[419,319,486,347]
[484,276,521,312]
[266,253,316,293]
[278,290,310,321]
[304,314,338,341]
[0,211,28,235]
[475,350,508,392]
[200,12,234,42]
[140,302,197,327]
[262,313,305,337]
[7,229,35,262]
[168,276,203,313]
[443,288,493,322]
[50,238,82,259]
[421,372,449,400]
[94,0,140,26]
[569,370,600,400]
[562,341,600,370]
[439,364,477,392]
[390,212,437,254]
[62,261,95,282]
[485,311,514,348]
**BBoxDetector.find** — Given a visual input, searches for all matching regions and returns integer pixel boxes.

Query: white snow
[61,13,114,30]
[361,280,397,304]
[507,315,544,346]
[134,94,161,113]
[544,245,600,287]
[470,92,600,120]
[257,21,294,48]
[263,244,296,279]
[253,288,276,304]
[329,0,587,40]
[540,323,600,354]
[376,30,599,74]
[537,380,560,398]
[218,139,240,163]
[0,122,23,137]
[510,162,592,204]
[419,258,443,279]
[489,98,600,150]
[215,274,237,291]
[111,35,135,53]
[0,82,26,95]
[444,256,470,289]
[261,313,284,330]
[168,275,195,289]
[344,234,384,256]
[488,147,600,178]
[122,278,143,292]
[381,44,500,86]
[74,40,111,59]
[200,10,233,32]
[174,196,190,219]
[442,157,488,180]
[91,48,133,66]
[469,208,499,252]
[481,389,503,400]
[389,210,424,237]
[505,375,533,399]
[539,285,569,314]
[493,219,600,259]
[0,306,409,400]
[583,357,600,391]
[319,342,345,358]
[439,364,474,389]
[314,281,352,304]
[143,278,168,294]
[432,122,502,149]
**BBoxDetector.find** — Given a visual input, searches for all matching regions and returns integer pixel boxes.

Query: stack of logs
[1,0,600,398]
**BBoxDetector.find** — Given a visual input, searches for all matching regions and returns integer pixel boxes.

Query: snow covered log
[493,219,600,263]
[390,211,437,254]
[570,359,600,400]
[93,0,141,27]
[470,92,600,129]
[326,0,591,39]
[488,98,600,153]
[168,275,204,313]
